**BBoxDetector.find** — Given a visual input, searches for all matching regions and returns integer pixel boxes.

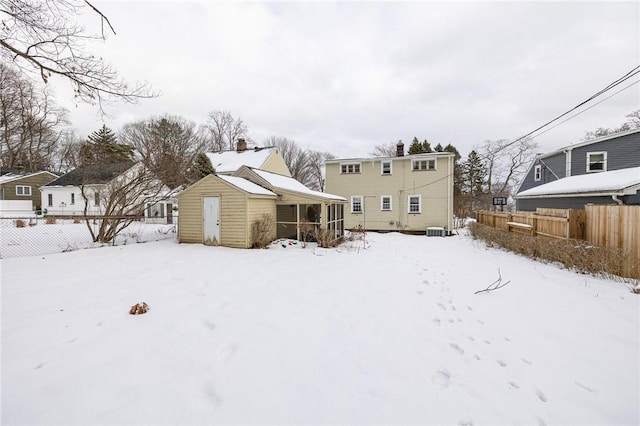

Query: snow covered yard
[1,232,638,425]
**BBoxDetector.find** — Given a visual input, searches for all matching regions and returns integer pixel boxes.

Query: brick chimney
[236,138,247,152]
[396,140,404,157]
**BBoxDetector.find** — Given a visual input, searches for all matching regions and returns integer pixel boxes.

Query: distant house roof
[0,169,58,185]
[515,166,640,198]
[44,162,137,186]
[217,175,277,196]
[205,147,277,174]
[325,151,455,164]
[242,167,346,202]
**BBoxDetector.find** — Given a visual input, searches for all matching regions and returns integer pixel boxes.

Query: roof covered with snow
[206,147,276,174]
[516,166,640,198]
[44,162,137,186]
[217,175,277,196]
[251,169,347,202]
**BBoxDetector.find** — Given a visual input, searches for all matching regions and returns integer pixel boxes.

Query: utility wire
[505,65,640,148]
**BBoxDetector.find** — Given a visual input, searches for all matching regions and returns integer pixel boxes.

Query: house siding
[0,172,57,210]
[261,153,292,177]
[246,198,278,245]
[325,154,453,232]
[519,152,565,193]
[570,132,640,176]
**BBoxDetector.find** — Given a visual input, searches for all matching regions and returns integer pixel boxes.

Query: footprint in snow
[522,358,533,365]
[496,360,507,367]
[536,389,548,403]
[432,318,441,326]
[458,420,474,426]
[436,302,447,311]
[449,343,465,355]
[574,382,596,393]
[467,336,476,342]
[484,339,491,345]
[509,381,520,389]
[504,336,512,342]
[431,369,452,389]
[422,280,430,286]
[535,416,547,426]
[416,290,424,295]
[473,354,481,361]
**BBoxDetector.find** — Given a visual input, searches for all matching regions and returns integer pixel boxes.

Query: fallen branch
[475,269,511,294]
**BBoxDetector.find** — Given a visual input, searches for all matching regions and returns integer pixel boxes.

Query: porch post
[296,204,301,241]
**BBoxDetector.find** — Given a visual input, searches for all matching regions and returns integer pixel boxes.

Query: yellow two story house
[325,142,455,234]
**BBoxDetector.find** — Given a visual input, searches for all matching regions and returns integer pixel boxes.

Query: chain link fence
[0,216,177,259]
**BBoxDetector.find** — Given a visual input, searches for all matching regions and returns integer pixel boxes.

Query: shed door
[203,196,220,245]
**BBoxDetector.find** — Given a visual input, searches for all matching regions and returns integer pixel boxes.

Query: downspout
[612,195,624,205]
[448,155,453,234]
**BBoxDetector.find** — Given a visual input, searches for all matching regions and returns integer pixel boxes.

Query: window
[147,203,165,218]
[70,193,75,205]
[534,164,542,182]
[47,193,53,207]
[587,152,607,172]
[341,163,361,174]
[381,195,392,211]
[381,160,392,175]
[408,195,421,213]
[94,191,100,206]
[16,185,31,196]
[412,159,436,171]
[351,196,363,213]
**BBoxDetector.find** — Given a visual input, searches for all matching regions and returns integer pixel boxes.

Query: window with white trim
[70,193,75,205]
[534,164,542,182]
[587,152,607,172]
[94,191,100,206]
[408,195,421,213]
[341,163,361,174]
[47,193,53,207]
[351,196,363,213]
[16,185,31,196]
[412,159,436,171]
[381,195,392,211]
[381,160,392,175]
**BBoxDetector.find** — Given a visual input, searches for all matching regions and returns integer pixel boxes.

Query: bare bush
[469,222,639,283]
[251,214,275,248]
[45,217,56,224]
[14,219,25,227]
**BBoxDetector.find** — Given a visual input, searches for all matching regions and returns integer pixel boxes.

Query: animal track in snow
[483,339,491,345]
[467,336,476,341]
[521,358,533,365]
[432,318,441,326]
[473,354,481,361]
[536,389,548,402]
[431,369,452,389]
[509,381,520,389]
[436,302,447,311]
[504,336,512,342]
[574,382,596,393]
[449,343,465,355]
[496,360,507,367]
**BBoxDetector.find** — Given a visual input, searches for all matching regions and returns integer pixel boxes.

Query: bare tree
[119,115,206,189]
[80,162,166,243]
[51,130,82,173]
[370,141,398,157]
[0,0,155,109]
[203,110,249,151]
[477,137,538,197]
[0,63,68,169]
[265,135,313,185]
[306,149,334,192]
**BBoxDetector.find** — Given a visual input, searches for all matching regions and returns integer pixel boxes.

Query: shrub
[15,219,26,228]
[469,222,639,283]
[73,217,81,224]
[251,214,275,248]
[45,216,57,224]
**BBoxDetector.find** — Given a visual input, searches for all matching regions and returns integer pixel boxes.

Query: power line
[506,65,640,147]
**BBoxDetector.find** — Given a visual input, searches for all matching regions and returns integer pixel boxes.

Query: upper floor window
[534,164,542,182]
[587,152,607,173]
[16,185,31,196]
[351,196,363,213]
[408,195,421,214]
[381,195,392,211]
[412,159,436,171]
[381,160,392,175]
[341,163,361,174]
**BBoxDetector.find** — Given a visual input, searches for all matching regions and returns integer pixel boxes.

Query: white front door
[203,196,220,246]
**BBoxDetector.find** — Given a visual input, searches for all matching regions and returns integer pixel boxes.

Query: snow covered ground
[1,231,638,425]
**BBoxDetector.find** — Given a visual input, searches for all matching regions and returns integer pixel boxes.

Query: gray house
[515,129,640,210]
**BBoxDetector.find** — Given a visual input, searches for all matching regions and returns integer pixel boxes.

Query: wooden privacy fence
[476,208,586,240]
[585,205,640,280]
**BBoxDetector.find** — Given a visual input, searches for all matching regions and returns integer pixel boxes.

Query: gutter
[611,195,624,205]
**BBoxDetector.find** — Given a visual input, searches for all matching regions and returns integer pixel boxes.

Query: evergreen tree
[421,139,432,153]
[460,150,487,197]
[433,143,444,152]
[407,137,425,155]
[190,152,216,183]
[443,143,461,161]
[79,125,134,165]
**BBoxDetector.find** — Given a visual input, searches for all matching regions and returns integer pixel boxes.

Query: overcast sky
[53,1,639,159]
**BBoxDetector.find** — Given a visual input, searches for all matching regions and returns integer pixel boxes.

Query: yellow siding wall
[247,198,278,246]
[325,156,453,232]
[262,152,292,176]
[178,175,276,248]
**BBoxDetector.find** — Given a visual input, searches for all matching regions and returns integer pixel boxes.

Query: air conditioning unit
[426,227,446,237]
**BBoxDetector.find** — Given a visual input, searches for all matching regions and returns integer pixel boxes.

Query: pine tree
[421,139,432,153]
[80,125,134,165]
[187,153,216,184]
[433,143,444,152]
[407,137,425,155]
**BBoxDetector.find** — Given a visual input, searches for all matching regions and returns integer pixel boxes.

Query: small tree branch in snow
[475,269,511,294]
